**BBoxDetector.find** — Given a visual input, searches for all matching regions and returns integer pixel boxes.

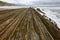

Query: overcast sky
[0,0,60,5]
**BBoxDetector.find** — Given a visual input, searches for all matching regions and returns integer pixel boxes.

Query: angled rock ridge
[0,8,60,40]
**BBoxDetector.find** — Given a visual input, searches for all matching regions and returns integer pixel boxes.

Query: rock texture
[0,8,60,40]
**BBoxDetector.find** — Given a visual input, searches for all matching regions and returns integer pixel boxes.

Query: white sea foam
[35,7,60,28]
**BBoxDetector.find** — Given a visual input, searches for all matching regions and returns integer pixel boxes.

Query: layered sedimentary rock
[0,8,60,40]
